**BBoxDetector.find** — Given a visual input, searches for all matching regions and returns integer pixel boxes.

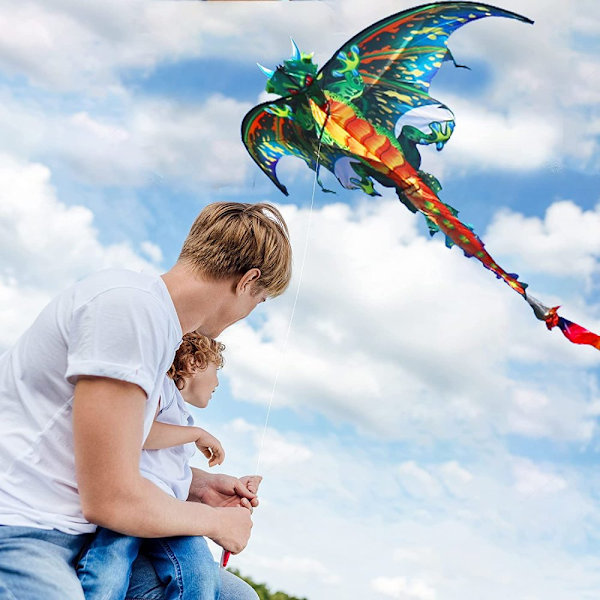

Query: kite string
[221,119,329,566]
[254,106,330,475]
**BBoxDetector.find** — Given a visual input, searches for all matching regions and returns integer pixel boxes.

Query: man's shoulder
[58,269,178,335]
[77,268,159,292]
[70,269,167,306]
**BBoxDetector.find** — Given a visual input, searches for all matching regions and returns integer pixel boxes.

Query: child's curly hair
[168,332,225,390]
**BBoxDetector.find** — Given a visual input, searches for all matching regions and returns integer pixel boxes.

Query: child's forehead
[190,360,220,374]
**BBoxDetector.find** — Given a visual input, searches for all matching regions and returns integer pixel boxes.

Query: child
[77,333,227,600]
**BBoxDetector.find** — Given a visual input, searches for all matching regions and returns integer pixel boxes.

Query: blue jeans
[128,553,258,600]
[0,526,258,600]
[77,528,221,600]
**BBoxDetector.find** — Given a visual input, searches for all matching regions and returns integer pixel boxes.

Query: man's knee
[219,568,259,600]
[182,561,221,600]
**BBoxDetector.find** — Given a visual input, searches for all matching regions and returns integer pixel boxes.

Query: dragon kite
[242,1,600,351]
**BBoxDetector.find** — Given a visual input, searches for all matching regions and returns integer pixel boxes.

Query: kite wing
[241,98,320,196]
[318,2,532,94]
[242,96,368,195]
[316,3,532,136]
[242,3,600,352]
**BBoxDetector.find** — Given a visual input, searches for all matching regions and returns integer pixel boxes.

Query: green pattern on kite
[242,3,600,352]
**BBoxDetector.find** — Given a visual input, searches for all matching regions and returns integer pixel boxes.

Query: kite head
[259,40,318,97]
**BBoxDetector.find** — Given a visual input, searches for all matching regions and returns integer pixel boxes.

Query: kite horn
[257,63,275,78]
[290,38,301,61]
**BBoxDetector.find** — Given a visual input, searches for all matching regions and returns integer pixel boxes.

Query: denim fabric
[0,525,90,600]
[78,528,220,600]
[127,551,259,600]
[77,528,144,600]
[0,525,257,600]
[141,536,220,600]
[218,569,259,600]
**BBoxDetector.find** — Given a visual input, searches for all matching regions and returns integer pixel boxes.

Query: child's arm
[143,423,225,467]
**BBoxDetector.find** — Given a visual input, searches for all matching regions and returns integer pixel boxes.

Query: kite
[241,1,600,351]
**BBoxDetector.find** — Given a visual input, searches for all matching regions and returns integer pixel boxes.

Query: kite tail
[393,173,527,295]
[525,294,600,350]
[402,175,600,352]
[307,97,598,353]
[308,97,525,295]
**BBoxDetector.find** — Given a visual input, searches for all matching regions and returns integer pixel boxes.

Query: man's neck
[161,262,233,336]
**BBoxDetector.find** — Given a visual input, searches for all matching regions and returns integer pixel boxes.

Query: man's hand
[188,469,262,510]
[210,507,253,554]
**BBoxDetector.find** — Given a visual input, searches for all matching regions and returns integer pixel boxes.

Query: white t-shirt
[0,269,182,534]
[140,377,196,501]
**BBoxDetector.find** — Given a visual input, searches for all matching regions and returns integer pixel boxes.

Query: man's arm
[72,376,250,552]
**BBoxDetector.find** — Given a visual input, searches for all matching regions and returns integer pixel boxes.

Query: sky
[1,1,599,598]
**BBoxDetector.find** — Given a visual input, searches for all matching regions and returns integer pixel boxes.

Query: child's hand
[240,475,262,507]
[195,431,225,467]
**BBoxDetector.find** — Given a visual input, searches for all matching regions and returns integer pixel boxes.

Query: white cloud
[0,0,596,198]
[220,199,599,443]
[484,201,600,283]
[429,97,560,173]
[0,154,160,348]
[200,416,600,600]
[396,462,443,500]
[0,280,52,349]
[0,0,335,93]
[438,461,473,496]
[505,384,600,442]
[250,554,340,586]
[372,576,436,600]
[140,241,163,264]
[513,459,567,496]
[0,93,251,187]
[254,429,313,470]
[0,0,197,92]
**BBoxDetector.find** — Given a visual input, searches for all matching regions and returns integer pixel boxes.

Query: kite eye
[305,75,313,86]
[289,89,298,95]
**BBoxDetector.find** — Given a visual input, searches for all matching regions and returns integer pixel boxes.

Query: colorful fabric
[242,2,600,352]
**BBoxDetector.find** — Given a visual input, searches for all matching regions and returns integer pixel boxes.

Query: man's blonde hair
[179,202,292,297]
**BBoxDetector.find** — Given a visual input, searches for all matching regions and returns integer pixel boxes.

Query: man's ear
[236,268,261,294]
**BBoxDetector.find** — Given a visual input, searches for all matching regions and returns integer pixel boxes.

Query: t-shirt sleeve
[65,287,172,398]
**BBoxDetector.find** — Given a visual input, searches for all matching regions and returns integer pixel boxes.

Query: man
[0,202,292,599]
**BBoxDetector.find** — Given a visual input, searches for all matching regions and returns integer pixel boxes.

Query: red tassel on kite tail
[525,295,600,350]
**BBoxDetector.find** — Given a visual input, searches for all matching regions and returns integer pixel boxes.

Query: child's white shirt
[140,377,196,501]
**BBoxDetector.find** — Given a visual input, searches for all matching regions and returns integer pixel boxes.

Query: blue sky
[1,1,600,599]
